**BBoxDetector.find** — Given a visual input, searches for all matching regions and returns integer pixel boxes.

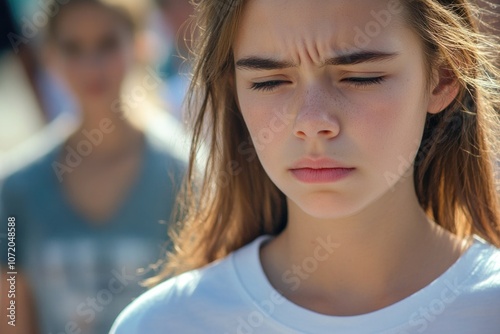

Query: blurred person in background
[0,0,187,333]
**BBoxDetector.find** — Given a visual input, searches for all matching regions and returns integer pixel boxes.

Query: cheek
[57,64,86,93]
[352,79,428,183]
[105,50,130,83]
[238,91,292,159]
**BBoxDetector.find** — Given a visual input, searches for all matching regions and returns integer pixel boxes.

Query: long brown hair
[146,0,500,286]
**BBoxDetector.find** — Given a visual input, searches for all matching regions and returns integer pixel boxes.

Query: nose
[84,52,106,68]
[292,86,341,140]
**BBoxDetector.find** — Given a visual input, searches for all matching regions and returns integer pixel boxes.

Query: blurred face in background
[159,0,194,52]
[48,2,134,109]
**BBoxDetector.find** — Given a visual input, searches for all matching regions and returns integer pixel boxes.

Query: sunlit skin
[233,0,465,315]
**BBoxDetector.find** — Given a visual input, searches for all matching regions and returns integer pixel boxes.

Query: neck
[262,176,464,315]
[67,103,144,156]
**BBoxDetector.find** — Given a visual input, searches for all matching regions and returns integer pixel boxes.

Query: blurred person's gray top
[0,125,186,334]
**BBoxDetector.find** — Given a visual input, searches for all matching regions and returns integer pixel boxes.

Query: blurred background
[0,0,498,333]
[0,0,194,166]
[0,0,193,333]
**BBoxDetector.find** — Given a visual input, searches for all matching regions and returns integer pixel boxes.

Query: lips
[290,157,351,169]
[289,157,355,183]
[85,81,108,95]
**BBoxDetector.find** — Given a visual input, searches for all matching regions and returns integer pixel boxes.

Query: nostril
[295,130,307,138]
[318,130,334,137]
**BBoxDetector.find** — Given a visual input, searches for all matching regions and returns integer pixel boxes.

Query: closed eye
[342,76,385,87]
[249,76,385,92]
[250,80,288,92]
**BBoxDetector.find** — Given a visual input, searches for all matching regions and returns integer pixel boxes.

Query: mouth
[289,157,355,183]
[85,82,108,95]
[290,168,355,183]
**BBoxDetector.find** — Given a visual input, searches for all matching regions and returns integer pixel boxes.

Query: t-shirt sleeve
[108,303,143,334]
[108,289,166,334]
[109,276,184,334]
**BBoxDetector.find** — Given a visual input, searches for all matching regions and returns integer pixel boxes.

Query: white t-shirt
[110,235,500,334]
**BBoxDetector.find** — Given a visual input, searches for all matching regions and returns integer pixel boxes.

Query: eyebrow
[235,51,399,70]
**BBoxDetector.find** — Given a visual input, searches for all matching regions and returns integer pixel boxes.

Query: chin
[291,192,371,220]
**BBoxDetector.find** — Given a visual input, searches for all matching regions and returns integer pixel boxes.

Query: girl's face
[234,0,440,219]
[50,3,133,106]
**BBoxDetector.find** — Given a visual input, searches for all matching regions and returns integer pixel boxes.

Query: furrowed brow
[235,51,399,71]
[235,57,297,71]
[322,51,399,66]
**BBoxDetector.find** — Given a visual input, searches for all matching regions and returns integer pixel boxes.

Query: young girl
[111,0,500,333]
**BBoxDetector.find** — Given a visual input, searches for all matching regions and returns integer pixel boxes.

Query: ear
[427,66,460,114]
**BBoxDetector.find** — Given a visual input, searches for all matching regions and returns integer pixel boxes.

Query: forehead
[233,0,412,60]
[54,3,127,42]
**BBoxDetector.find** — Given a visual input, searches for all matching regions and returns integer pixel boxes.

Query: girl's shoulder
[458,235,500,290]
[109,260,232,333]
[438,235,500,315]
[109,236,269,334]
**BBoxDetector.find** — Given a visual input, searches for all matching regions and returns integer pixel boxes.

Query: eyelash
[344,76,385,87]
[250,80,286,92]
[249,77,385,92]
